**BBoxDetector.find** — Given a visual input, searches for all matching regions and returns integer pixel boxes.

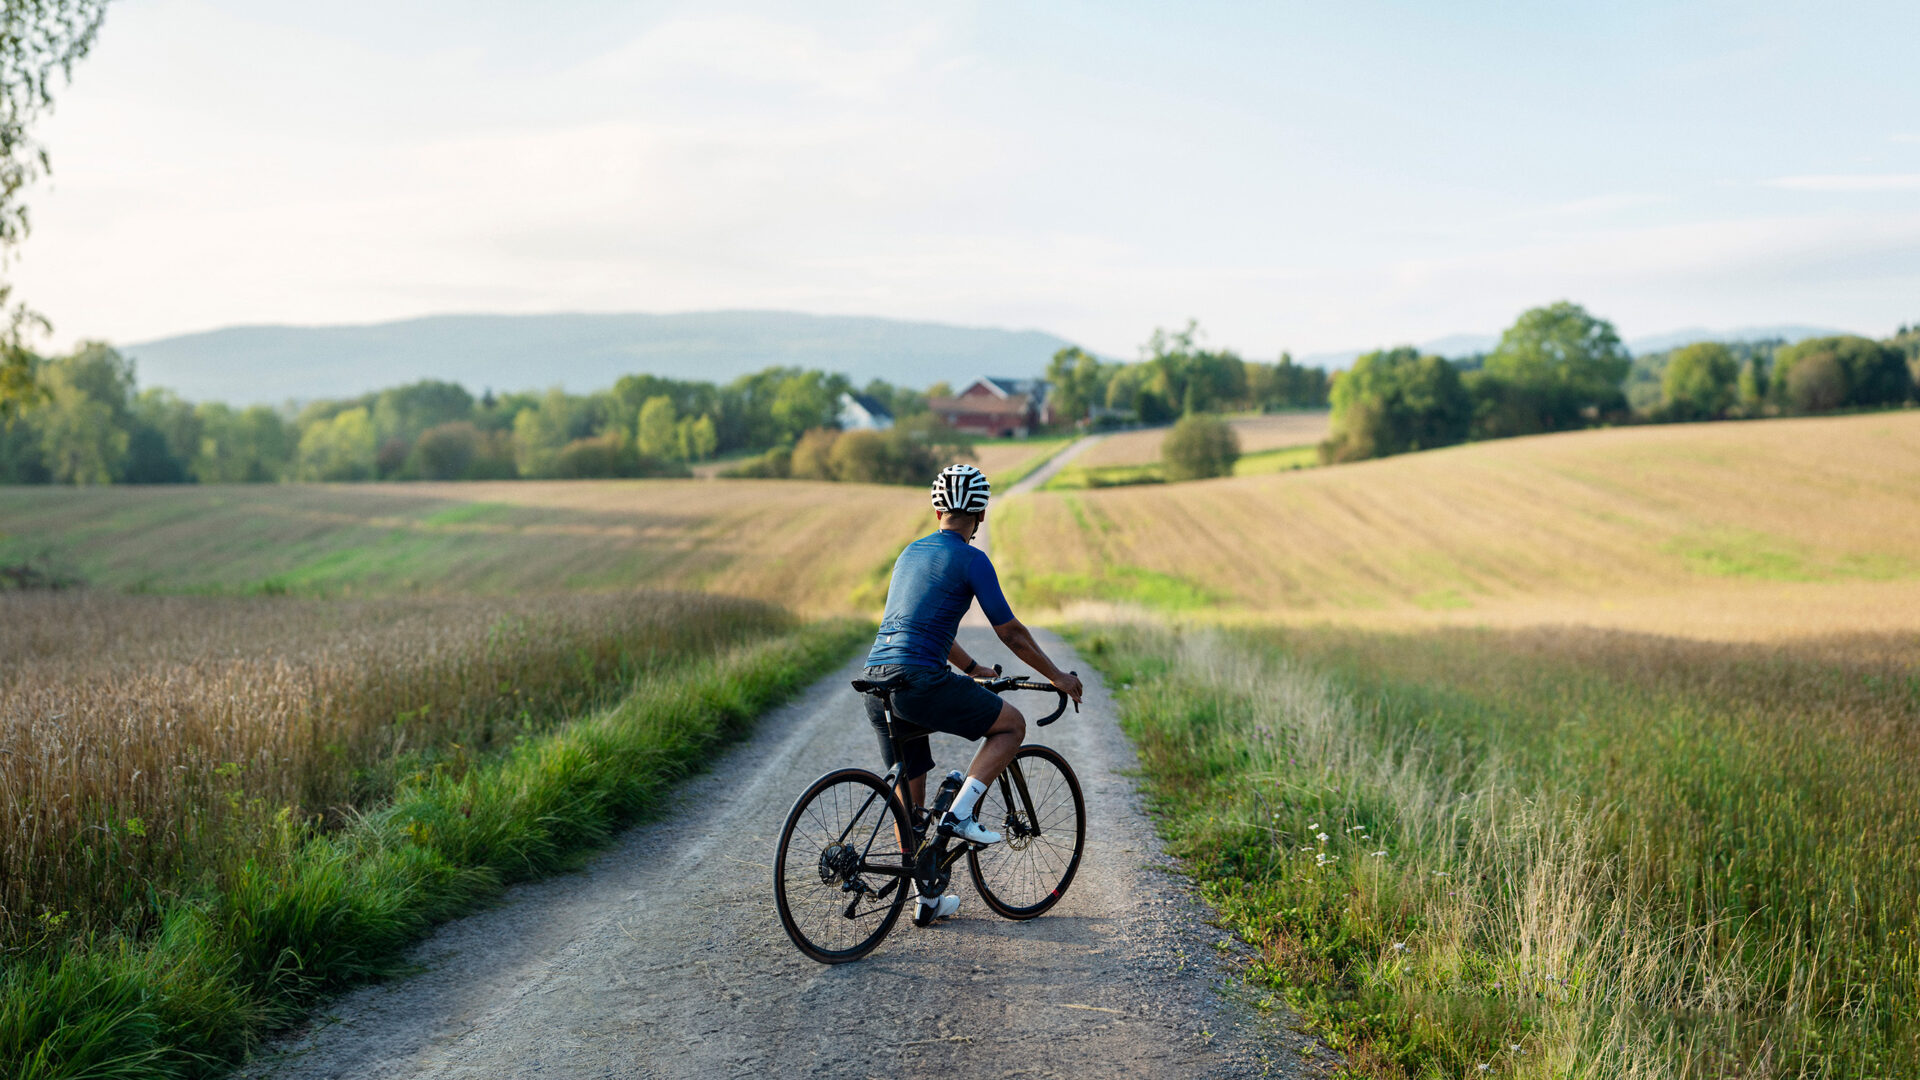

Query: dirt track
[242,620,1318,1079]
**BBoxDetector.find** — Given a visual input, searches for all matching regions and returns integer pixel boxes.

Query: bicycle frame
[838,688,1050,898]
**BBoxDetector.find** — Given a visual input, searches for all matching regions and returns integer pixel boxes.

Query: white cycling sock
[949,777,988,820]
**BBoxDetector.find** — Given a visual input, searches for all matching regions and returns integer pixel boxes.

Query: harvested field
[0,589,785,944]
[998,411,1920,638]
[969,435,1072,488]
[0,478,926,615]
[1074,411,1329,468]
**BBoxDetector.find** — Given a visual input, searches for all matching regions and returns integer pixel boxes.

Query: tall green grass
[1,619,866,1080]
[1072,622,1919,1078]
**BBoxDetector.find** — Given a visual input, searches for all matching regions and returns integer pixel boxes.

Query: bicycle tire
[967,744,1085,920]
[774,767,914,963]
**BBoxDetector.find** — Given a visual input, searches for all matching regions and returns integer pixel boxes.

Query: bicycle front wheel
[967,744,1085,919]
[774,767,913,963]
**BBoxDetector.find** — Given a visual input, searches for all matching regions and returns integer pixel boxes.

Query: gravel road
[246,451,1322,1078]
[242,622,1321,1079]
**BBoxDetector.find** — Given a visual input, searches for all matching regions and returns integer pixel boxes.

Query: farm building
[928,377,1054,438]
[837,392,895,431]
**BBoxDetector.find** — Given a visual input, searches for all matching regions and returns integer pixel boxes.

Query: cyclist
[861,462,1085,922]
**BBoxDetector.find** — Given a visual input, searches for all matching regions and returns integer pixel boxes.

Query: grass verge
[1070,621,1919,1078]
[1,618,868,1080]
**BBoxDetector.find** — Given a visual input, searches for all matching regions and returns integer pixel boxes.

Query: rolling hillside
[0,479,927,616]
[995,411,1920,639]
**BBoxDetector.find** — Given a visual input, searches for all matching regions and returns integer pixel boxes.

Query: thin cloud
[1767,174,1920,192]
[1520,192,1669,219]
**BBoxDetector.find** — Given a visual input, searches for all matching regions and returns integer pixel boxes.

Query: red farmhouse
[928,377,1054,438]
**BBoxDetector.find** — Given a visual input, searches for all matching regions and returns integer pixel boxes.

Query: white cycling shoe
[913,893,961,926]
[939,812,1002,845]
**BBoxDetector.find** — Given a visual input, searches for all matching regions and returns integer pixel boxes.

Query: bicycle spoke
[969,748,1084,916]
[777,771,912,961]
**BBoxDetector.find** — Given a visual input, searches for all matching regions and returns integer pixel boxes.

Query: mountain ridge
[121,310,1082,405]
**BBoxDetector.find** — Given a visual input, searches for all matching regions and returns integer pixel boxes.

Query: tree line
[1046,322,1329,426]
[1320,302,1920,463]
[0,346,949,485]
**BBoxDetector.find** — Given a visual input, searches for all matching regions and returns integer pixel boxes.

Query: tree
[1771,336,1911,413]
[372,380,472,441]
[552,433,645,479]
[787,427,839,480]
[1477,302,1630,436]
[1248,353,1329,410]
[407,421,482,480]
[124,388,199,483]
[1661,342,1740,421]
[1782,352,1847,414]
[636,395,678,460]
[1320,348,1470,462]
[678,414,718,461]
[1737,355,1771,415]
[0,1,112,419]
[1046,346,1111,424]
[37,372,124,483]
[511,388,578,478]
[769,370,846,441]
[34,342,135,483]
[194,404,293,482]
[1162,413,1240,481]
[296,407,377,481]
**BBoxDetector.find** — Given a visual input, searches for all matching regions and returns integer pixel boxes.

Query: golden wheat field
[996,411,1920,639]
[1073,411,1331,468]
[0,590,783,939]
[0,478,929,616]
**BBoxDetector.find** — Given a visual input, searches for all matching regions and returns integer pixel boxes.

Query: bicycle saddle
[850,674,911,695]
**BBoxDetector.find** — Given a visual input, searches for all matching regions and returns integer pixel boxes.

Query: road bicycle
[773,670,1086,964]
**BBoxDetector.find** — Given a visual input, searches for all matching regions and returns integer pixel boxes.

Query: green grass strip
[1,619,869,1080]
[1069,621,1920,1079]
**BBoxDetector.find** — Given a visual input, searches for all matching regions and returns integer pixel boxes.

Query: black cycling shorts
[861,664,1005,782]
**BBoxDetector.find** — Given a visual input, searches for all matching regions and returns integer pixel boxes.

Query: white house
[838,392,895,431]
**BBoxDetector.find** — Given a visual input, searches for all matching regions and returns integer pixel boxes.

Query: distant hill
[121,311,1082,404]
[1300,324,1855,370]
[1299,333,1498,369]
[1622,325,1850,355]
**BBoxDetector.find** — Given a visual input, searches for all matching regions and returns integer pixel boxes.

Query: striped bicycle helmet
[930,462,991,514]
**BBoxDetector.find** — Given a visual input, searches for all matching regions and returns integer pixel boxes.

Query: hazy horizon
[12,1,1919,358]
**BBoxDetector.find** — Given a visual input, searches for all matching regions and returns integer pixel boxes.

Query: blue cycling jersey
[865,529,1015,668]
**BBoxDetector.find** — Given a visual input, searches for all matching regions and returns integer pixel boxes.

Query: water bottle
[929,770,965,818]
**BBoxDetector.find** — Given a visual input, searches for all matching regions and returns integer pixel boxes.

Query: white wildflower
[1392,941,1407,952]
[1370,849,1386,857]
[1316,832,1329,842]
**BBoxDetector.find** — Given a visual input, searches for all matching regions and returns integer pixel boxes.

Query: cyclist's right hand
[1052,670,1084,706]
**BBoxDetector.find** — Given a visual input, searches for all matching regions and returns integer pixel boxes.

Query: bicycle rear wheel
[774,767,913,963]
[967,744,1085,919]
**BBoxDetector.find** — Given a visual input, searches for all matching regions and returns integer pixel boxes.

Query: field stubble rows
[0,477,928,614]
[1000,412,1920,638]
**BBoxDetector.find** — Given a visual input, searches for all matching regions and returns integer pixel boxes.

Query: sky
[10,0,1920,358]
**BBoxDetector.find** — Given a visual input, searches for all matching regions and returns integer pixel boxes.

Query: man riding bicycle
[861,462,1085,923]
